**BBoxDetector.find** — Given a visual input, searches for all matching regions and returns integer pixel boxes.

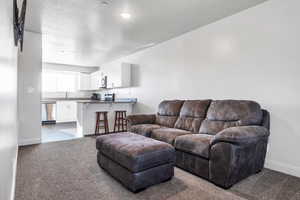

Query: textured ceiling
[25,0,268,66]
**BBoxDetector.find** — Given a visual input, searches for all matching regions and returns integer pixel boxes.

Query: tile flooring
[42,122,82,143]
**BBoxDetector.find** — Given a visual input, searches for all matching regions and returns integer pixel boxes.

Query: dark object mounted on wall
[13,0,27,52]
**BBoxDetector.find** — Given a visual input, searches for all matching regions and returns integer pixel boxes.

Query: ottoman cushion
[96,132,175,173]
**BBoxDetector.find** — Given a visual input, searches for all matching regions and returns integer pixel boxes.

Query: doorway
[41,69,83,143]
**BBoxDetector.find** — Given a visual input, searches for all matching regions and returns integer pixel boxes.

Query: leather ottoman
[96,132,175,192]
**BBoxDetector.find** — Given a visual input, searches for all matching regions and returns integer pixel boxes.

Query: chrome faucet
[65,91,68,99]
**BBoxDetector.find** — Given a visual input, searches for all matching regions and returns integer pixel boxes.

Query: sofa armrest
[262,109,270,130]
[211,126,270,146]
[209,139,269,188]
[209,126,270,188]
[126,114,156,126]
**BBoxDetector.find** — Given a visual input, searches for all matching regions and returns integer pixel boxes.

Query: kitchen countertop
[41,98,91,103]
[77,98,137,104]
[41,98,137,104]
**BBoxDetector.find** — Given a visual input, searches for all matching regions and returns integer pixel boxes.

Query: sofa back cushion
[156,100,184,127]
[174,100,211,132]
[199,100,263,135]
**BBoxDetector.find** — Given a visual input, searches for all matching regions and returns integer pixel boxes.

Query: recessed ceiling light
[101,1,109,5]
[120,12,131,20]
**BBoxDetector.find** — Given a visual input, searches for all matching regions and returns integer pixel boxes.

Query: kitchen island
[77,99,137,136]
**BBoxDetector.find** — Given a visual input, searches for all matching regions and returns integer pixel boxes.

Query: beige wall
[101,0,300,177]
[0,1,19,199]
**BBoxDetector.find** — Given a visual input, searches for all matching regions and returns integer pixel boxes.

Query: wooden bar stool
[95,111,109,135]
[113,110,127,132]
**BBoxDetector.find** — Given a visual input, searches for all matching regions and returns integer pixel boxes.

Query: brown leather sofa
[127,99,270,188]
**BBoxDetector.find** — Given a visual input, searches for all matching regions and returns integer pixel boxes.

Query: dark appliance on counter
[91,93,101,100]
[104,93,115,102]
[100,76,107,88]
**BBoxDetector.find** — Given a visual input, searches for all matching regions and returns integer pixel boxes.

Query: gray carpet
[15,137,300,200]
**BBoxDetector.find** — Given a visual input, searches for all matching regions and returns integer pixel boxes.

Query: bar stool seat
[95,111,109,135]
[114,110,127,132]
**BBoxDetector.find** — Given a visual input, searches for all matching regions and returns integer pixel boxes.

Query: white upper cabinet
[78,63,131,90]
[90,71,101,90]
[78,71,101,91]
[103,63,131,88]
[78,73,91,91]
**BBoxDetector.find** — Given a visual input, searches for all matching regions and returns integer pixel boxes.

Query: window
[42,70,78,92]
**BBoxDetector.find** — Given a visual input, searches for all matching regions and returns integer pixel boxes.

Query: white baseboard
[10,147,18,200]
[18,138,41,146]
[265,160,300,178]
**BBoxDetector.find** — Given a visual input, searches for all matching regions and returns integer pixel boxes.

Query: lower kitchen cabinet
[77,102,134,135]
[56,101,77,122]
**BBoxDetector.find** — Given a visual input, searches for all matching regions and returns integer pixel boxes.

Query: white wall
[18,31,42,146]
[0,1,19,199]
[101,0,300,177]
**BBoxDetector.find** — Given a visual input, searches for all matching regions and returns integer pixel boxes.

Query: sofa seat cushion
[174,134,214,159]
[151,128,192,145]
[96,132,175,173]
[129,124,161,137]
